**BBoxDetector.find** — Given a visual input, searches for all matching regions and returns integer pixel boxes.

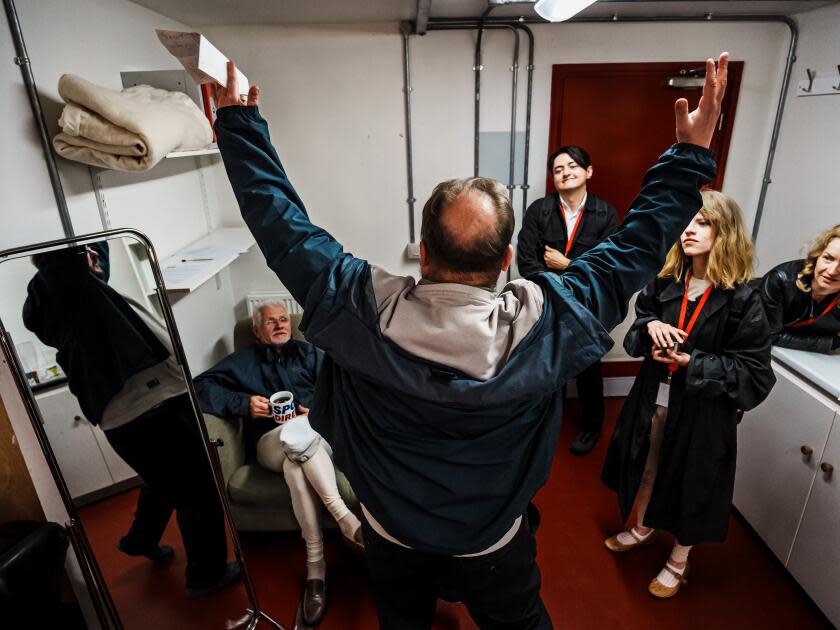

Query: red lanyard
[559,203,585,256]
[788,294,840,329]
[669,271,714,373]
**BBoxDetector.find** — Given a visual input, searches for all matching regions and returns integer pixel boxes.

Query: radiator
[246,291,302,317]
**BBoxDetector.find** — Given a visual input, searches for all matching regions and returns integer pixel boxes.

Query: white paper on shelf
[179,245,240,261]
[156,29,249,94]
[161,257,237,292]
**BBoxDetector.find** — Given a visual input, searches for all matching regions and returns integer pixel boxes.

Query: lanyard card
[656,380,670,408]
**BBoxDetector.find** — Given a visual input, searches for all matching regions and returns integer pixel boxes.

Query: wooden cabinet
[787,410,840,626]
[734,362,837,563]
[36,386,138,502]
[735,355,840,628]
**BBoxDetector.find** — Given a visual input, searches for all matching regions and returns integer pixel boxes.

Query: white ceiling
[128,0,838,27]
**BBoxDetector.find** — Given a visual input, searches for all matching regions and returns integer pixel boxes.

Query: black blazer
[516,192,619,277]
[759,259,840,353]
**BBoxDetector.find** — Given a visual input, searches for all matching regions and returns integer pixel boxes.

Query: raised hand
[675,52,729,149]
[213,60,260,110]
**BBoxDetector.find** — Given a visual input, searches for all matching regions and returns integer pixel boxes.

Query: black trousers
[362,515,552,630]
[104,394,228,587]
[573,359,605,434]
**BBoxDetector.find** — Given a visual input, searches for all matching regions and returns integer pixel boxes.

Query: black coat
[22,244,171,425]
[759,260,840,354]
[601,275,775,545]
[516,192,619,277]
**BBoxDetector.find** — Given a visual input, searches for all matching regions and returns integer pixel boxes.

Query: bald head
[420,177,515,286]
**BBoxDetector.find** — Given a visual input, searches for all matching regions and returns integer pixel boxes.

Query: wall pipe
[425,13,798,243]
[3,0,75,238]
[400,22,417,243]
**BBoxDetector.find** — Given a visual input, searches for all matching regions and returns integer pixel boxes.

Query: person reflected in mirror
[195,301,363,626]
[516,146,619,456]
[212,54,728,628]
[759,224,840,353]
[22,242,240,598]
[601,192,775,598]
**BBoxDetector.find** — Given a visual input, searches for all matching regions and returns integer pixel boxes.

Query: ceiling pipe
[415,0,432,35]
[425,13,798,243]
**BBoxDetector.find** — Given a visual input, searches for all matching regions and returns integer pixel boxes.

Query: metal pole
[3,0,75,238]
[400,22,417,243]
[135,230,286,630]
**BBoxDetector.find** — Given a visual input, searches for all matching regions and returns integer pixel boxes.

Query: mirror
[0,233,259,629]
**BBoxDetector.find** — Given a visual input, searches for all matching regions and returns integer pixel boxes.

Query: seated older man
[195,301,362,625]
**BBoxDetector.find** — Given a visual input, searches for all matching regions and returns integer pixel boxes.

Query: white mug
[269,391,297,424]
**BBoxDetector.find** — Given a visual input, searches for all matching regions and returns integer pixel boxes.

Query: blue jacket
[195,340,323,455]
[215,106,715,554]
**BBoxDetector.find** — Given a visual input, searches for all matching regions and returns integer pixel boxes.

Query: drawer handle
[821,462,834,477]
[801,445,814,459]
[73,415,82,425]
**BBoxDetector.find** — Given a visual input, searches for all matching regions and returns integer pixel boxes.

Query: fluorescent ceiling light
[534,0,598,22]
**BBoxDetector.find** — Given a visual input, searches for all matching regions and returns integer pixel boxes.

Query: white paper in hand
[156,29,249,95]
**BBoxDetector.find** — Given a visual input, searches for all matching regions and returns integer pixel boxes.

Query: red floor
[79,399,830,629]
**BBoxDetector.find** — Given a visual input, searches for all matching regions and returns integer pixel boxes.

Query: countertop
[771,346,840,401]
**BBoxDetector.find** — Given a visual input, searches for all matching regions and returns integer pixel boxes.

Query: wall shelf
[165,144,220,158]
[159,227,254,295]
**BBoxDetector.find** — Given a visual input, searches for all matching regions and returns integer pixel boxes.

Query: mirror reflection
[0,235,250,628]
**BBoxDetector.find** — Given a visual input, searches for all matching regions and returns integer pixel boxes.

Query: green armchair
[202,314,358,532]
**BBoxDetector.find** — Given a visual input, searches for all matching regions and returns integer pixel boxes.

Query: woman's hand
[544,245,570,271]
[296,404,310,416]
[652,346,691,367]
[647,320,688,349]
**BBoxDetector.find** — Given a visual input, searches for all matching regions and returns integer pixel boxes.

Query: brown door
[546,61,743,218]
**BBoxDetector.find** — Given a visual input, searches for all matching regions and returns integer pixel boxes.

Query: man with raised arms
[212,53,728,629]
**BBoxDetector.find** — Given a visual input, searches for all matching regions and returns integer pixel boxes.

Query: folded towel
[52,74,212,171]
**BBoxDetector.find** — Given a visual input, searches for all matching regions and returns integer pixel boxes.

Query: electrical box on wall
[405,242,421,260]
[120,69,203,110]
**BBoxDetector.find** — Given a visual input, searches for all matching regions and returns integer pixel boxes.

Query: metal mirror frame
[0,229,285,630]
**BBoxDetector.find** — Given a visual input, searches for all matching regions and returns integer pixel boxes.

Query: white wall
[755,3,840,272]
[205,20,789,359]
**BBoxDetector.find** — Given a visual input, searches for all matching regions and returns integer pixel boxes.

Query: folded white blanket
[52,74,212,171]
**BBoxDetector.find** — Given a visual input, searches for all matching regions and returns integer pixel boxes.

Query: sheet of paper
[161,260,215,289]
[156,29,249,94]
[178,245,240,261]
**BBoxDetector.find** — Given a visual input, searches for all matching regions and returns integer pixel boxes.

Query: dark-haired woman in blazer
[516,145,619,456]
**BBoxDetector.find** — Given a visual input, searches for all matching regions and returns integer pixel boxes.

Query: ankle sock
[336,511,362,543]
[616,526,653,546]
[306,557,326,581]
[655,561,686,588]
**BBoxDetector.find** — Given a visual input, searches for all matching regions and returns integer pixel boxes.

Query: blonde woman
[601,191,775,598]
[760,224,840,353]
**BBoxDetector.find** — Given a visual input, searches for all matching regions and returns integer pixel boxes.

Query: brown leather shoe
[648,561,690,598]
[302,578,327,626]
[604,527,657,552]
